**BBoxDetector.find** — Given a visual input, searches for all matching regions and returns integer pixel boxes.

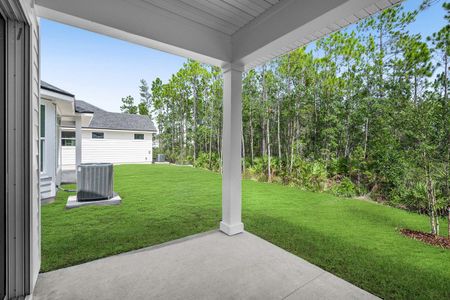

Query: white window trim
[40,104,45,174]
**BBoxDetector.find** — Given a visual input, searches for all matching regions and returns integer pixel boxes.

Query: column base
[220,221,244,236]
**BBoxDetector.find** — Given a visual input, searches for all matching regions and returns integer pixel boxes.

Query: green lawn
[42,164,450,299]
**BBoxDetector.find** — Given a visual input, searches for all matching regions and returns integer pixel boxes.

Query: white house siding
[82,130,153,164]
[40,100,57,199]
[30,5,41,293]
[8,1,43,294]
[61,145,76,169]
[61,130,153,168]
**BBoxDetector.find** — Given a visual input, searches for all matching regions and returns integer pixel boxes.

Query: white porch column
[220,63,244,236]
[75,115,82,167]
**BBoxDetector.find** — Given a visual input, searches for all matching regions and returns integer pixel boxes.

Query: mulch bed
[400,229,450,249]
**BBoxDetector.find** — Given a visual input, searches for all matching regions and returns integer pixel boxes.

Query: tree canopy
[126,1,450,234]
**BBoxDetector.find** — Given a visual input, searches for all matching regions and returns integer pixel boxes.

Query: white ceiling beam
[35,0,232,67]
[232,0,400,68]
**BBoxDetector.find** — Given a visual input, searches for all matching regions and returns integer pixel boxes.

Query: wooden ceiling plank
[206,0,254,22]
[143,0,239,34]
[247,0,272,10]
[179,0,248,27]
[222,0,262,17]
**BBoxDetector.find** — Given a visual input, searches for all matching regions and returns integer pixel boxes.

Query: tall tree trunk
[193,87,197,164]
[290,120,296,174]
[242,129,246,174]
[364,117,369,160]
[219,127,223,174]
[313,93,318,157]
[378,23,384,99]
[267,116,272,182]
[209,128,213,170]
[425,151,439,235]
[277,101,282,163]
[171,115,175,156]
[250,103,254,166]
[262,120,266,156]
[443,54,450,236]
[344,110,351,159]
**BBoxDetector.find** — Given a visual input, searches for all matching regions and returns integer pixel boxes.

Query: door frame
[0,8,6,300]
[0,0,32,298]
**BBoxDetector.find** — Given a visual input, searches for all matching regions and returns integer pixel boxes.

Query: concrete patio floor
[33,231,379,300]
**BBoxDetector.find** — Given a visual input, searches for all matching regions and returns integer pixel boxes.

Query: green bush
[330,177,358,197]
[194,152,221,172]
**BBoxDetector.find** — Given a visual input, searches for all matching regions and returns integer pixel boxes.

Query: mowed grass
[42,164,450,299]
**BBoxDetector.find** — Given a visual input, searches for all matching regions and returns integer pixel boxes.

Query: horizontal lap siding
[82,131,153,163]
[61,146,75,168]
[30,13,40,291]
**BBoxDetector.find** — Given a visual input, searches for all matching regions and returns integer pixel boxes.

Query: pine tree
[139,79,152,118]
[120,95,137,114]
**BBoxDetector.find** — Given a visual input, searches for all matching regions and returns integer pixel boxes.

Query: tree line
[121,1,449,234]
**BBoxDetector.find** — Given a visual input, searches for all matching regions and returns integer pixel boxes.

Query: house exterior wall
[61,129,153,168]
[29,1,41,292]
[40,99,57,199]
[56,118,62,185]
[3,0,41,297]
[61,145,76,169]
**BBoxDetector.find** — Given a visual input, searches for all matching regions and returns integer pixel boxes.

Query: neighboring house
[40,81,156,200]
[62,100,156,169]
[40,81,92,200]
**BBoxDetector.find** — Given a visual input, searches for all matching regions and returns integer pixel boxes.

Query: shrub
[330,177,358,197]
[194,152,221,171]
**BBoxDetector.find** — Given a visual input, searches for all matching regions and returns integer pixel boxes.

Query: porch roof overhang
[40,87,75,116]
[35,0,402,70]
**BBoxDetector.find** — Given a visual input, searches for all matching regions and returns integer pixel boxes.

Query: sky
[41,0,447,112]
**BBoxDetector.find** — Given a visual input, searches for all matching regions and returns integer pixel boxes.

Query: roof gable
[75,100,156,132]
[41,80,75,97]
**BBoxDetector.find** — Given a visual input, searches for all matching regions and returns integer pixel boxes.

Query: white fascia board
[232,0,400,69]
[76,112,94,127]
[35,0,232,67]
[41,89,75,116]
[40,88,74,103]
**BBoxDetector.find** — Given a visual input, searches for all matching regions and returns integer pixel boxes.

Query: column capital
[221,62,245,74]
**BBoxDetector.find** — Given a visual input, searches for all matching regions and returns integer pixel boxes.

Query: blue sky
[41,0,446,112]
[41,22,186,112]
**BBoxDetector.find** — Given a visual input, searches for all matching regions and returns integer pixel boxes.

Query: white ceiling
[140,0,281,35]
[36,0,402,69]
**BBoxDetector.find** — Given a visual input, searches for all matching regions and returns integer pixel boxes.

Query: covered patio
[2,0,403,299]
[32,0,399,298]
[33,231,378,300]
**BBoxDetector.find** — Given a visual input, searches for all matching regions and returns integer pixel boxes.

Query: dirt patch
[400,229,450,249]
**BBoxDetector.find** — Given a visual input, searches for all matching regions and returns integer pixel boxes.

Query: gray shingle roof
[41,80,75,97]
[75,100,105,114]
[75,100,156,132]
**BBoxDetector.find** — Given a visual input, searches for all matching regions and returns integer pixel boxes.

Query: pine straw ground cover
[42,164,450,300]
[400,228,450,249]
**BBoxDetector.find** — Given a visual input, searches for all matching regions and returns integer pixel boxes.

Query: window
[40,104,45,138]
[40,140,44,172]
[134,133,144,140]
[92,132,104,139]
[61,131,76,146]
[40,104,45,172]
